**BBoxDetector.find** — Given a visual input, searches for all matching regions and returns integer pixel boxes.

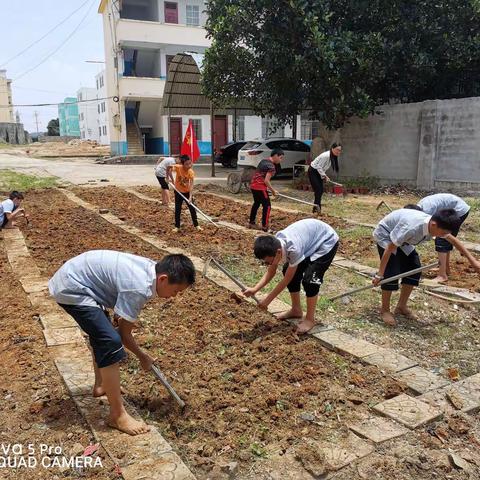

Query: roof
[161,53,256,115]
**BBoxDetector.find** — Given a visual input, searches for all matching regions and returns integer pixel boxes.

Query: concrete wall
[338,97,480,190]
[0,70,14,123]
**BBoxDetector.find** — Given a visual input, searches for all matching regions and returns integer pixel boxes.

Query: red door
[164,2,178,23]
[169,118,182,155]
[214,116,228,154]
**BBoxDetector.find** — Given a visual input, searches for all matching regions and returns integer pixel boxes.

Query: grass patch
[0,170,59,191]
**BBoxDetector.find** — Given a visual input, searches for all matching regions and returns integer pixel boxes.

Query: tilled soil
[18,189,401,477]
[0,236,116,479]
[9,188,480,479]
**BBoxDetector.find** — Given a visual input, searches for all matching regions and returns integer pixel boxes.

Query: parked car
[237,138,310,172]
[215,141,247,168]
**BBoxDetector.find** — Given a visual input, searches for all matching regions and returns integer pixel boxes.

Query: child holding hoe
[244,218,339,333]
[373,208,480,326]
[49,250,195,435]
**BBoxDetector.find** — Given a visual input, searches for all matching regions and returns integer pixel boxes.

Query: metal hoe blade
[151,364,186,410]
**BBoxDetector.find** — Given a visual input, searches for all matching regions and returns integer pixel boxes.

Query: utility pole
[34,111,40,136]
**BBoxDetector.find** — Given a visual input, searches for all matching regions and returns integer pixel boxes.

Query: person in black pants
[308,143,342,213]
[248,148,284,232]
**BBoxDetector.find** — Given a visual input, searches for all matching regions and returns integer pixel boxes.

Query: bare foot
[92,385,106,397]
[108,411,150,436]
[296,317,315,334]
[381,311,397,326]
[432,275,448,283]
[394,306,418,321]
[276,309,303,320]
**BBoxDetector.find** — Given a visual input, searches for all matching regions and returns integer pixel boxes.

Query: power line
[0,95,114,108]
[13,0,97,82]
[0,0,92,69]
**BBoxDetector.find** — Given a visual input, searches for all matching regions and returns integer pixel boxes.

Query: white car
[237,138,310,172]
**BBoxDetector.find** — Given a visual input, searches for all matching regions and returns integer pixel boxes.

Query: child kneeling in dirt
[373,208,480,327]
[49,250,195,436]
[0,191,28,229]
[167,154,202,232]
[243,218,339,333]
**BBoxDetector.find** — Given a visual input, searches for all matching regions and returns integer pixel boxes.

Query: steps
[126,123,144,155]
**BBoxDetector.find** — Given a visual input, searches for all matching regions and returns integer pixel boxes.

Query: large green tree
[47,118,60,136]
[202,0,480,129]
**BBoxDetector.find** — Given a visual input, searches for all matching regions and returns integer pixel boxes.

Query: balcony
[119,76,166,101]
[117,19,211,49]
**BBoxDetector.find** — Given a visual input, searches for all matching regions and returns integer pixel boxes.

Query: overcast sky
[0,0,104,132]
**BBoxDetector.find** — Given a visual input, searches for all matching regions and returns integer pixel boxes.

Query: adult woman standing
[308,143,342,213]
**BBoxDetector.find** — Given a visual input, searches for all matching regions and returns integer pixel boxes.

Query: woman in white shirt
[308,143,342,213]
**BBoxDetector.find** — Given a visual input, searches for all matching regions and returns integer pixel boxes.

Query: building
[0,69,14,123]
[98,1,319,155]
[77,87,100,141]
[58,97,80,137]
[95,69,110,145]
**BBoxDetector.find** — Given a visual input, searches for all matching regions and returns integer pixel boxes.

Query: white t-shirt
[373,209,432,256]
[155,157,176,178]
[310,151,331,177]
[276,219,339,266]
[0,199,15,225]
[418,194,470,217]
[49,250,157,322]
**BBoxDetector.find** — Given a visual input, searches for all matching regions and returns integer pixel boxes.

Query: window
[99,127,102,136]
[101,102,105,113]
[98,104,100,114]
[186,5,200,26]
[80,113,84,121]
[96,79,99,90]
[190,119,201,140]
[300,115,321,141]
[235,115,245,141]
[99,76,104,88]
[78,93,82,101]
[103,125,107,135]
[262,117,284,138]
[164,2,178,23]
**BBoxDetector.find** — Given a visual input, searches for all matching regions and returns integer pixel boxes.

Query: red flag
[181,120,200,163]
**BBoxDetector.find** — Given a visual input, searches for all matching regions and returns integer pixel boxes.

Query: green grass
[0,170,59,191]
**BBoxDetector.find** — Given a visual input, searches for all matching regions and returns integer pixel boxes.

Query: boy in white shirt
[244,219,339,333]
[417,193,471,283]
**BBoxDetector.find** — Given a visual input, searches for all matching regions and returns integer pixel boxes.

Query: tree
[47,118,60,136]
[202,0,480,129]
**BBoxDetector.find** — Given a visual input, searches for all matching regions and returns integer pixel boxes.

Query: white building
[77,87,100,141]
[95,69,110,145]
[98,0,317,156]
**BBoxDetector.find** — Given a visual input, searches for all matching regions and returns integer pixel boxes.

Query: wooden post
[210,102,216,177]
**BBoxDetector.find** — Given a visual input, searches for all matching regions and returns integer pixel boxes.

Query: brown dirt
[19,189,403,478]
[6,188,479,479]
[0,235,117,478]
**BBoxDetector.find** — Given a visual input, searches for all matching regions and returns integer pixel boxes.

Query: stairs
[126,123,144,155]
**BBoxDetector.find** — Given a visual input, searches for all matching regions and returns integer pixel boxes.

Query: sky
[0,0,105,133]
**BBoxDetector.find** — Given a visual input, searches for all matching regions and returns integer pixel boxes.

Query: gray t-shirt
[49,250,157,322]
[418,193,470,217]
[276,219,339,266]
[373,209,432,256]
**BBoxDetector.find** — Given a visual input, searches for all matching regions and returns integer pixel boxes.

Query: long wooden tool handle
[327,180,344,187]
[151,364,186,409]
[329,262,439,302]
[276,192,318,208]
[211,258,261,305]
[169,182,218,228]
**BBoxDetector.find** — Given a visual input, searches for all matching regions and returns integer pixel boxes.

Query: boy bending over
[0,191,28,229]
[244,219,339,333]
[49,250,195,435]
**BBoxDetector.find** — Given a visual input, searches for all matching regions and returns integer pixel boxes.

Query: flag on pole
[181,120,200,163]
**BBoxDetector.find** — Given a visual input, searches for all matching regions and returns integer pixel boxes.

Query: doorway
[169,118,182,155]
[213,115,228,153]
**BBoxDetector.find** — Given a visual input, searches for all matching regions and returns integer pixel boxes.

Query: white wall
[77,87,99,142]
[95,70,110,145]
